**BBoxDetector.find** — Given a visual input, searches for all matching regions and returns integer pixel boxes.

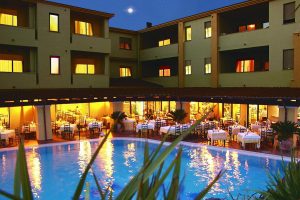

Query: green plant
[168,109,188,123]
[271,121,298,141]
[110,111,127,123]
[257,152,300,200]
[0,106,223,200]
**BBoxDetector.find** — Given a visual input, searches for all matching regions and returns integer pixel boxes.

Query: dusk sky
[51,0,245,30]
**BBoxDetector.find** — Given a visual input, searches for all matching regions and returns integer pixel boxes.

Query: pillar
[111,102,123,112]
[175,101,190,123]
[178,21,185,88]
[240,104,248,126]
[35,105,52,141]
[211,13,219,88]
[278,106,298,122]
[292,33,300,87]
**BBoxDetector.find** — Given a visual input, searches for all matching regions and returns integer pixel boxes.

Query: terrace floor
[1,130,299,158]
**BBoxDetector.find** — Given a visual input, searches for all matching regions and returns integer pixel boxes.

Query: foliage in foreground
[257,152,300,200]
[0,106,224,200]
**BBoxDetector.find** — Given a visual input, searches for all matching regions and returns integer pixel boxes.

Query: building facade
[0,0,300,141]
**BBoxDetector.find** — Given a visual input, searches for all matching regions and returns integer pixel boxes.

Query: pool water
[0,138,285,199]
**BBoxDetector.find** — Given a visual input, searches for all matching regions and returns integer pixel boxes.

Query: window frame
[0,11,18,27]
[185,60,192,75]
[49,13,59,32]
[119,37,132,50]
[204,57,212,74]
[74,20,93,36]
[283,49,294,70]
[0,59,23,73]
[204,21,212,39]
[50,56,60,75]
[75,63,95,74]
[236,59,255,73]
[283,2,295,24]
[119,66,132,77]
[185,26,192,41]
[159,66,171,77]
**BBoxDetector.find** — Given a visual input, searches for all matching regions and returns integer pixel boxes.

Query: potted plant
[271,121,298,151]
[168,109,188,124]
[110,111,127,132]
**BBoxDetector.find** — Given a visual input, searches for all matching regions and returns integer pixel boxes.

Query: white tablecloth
[136,123,155,133]
[207,129,227,143]
[257,127,273,135]
[60,124,78,133]
[88,121,103,129]
[0,129,15,142]
[229,125,246,135]
[123,119,136,131]
[237,132,261,149]
[159,125,190,135]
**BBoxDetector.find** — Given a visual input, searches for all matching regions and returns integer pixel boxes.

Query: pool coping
[0,137,291,162]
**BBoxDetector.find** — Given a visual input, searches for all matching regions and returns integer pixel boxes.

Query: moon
[126,7,135,14]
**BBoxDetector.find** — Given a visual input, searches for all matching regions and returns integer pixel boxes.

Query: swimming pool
[0,138,287,199]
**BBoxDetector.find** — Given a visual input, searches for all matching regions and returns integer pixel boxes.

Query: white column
[278,106,298,122]
[35,105,52,141]
[175,101,191,122]
[111,102,123,112]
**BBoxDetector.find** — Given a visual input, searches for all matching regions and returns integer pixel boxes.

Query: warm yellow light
[0,59,23,73]
[164,39,170,45]
[120,67,131,77]
[185,65,192,75]
[75,20,93,36]
[75,64,95,74]
[0,13,17,26]
[205,63,211,74]
[49,14,59,32]
[50,57,60,74]
[185,27,192,41]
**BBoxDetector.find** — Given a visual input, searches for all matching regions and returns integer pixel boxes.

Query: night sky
[51,0,245,30]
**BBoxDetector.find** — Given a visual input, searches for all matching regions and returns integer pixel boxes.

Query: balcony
[72,74,109,88]
[143,76,178,88]
[219,70,293,87]
[219,28,270,51]
[70,34,111,53]
[0,72,36,89]
[140,44,178,61]
[0,25,37,47]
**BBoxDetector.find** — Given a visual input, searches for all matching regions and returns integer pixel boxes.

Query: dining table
[159,124,190,135]
[122,118,136,131]
[88,121,103,129]
[136,123,155,133]
[207,129,227,145]
[0,129,15,143]
[59,123,78,134]
[237,132,261,149]
[21,123,37,133]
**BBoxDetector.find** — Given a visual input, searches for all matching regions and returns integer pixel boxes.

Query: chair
[196,124,203,138]
[174,125,181,137]
[22,125,30,140]
[62,124,73,140]
[14,128,21,146]
[141,124,148,138]
[155,120,162,134]
[182,124,188,133]
[0,134,6,148]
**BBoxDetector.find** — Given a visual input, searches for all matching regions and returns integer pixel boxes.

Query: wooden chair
[155,120,162,135]
[0,134,6,148]
[62,123,73,140]
[141,124,148,138]
[174,125,181,138]
[14,128,21,146]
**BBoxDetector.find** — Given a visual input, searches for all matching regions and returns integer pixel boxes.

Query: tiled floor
[1,130,299,158]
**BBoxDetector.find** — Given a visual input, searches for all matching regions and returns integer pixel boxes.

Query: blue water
[0,139,285,199]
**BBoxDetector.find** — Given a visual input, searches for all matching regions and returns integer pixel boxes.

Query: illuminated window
[75,20,93,36]
[283,2,295,24]
[159,66,171,77]
[50,56,60,74]
[0,12,17,26]
[119,37,132,50]
[185,26,192,41]
[283,49,294,70]
[120,67,131,77]
[185,60,191,75]
[75,64,95,74]
[204,57,211,74]
[247,24,256,31]
[236,59,255,72]
[0,57,23,73]
[158,39,171,47]
[49,14,59,32]
[204,21,212,38]
[239,24,256,32]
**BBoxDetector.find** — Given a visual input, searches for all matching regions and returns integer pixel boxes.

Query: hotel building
[0,0,299,142]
